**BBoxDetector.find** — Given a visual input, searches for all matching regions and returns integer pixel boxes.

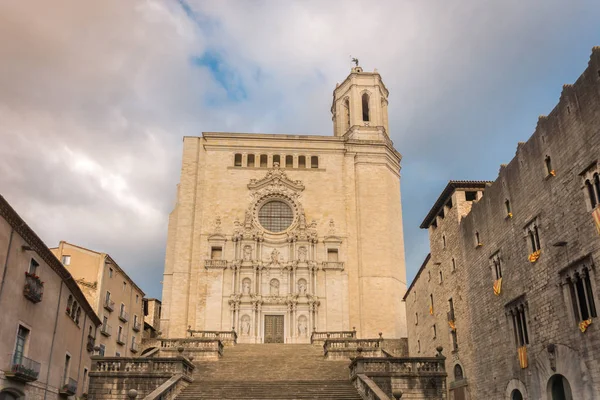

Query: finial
[350,55,359,67]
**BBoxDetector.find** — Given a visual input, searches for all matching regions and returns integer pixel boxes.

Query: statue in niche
[298,247,307,262]
[241,315,251,336]
[270,248,281,266]
[298,316,308,337]
[298,279,307,295]
[242,278,251,295]
[243,245,252,262]
[270,279,280,296]
[299,212,307,229]
[244,210,253,228]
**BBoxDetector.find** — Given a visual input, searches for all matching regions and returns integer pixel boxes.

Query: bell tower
[331,66,390,139]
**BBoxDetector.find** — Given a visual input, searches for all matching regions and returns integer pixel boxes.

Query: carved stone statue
[298,247,307,262]
[242,278,251,295]
[244,210,252,228]
[241,315,251,336]
[299,212,306,229]
[270,248,281,266]
[243,245,252,262]
[298,316,308,337]
[298,279,307,295]
[270,279,280,296]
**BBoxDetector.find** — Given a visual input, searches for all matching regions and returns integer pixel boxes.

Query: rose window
[258,201,293,232]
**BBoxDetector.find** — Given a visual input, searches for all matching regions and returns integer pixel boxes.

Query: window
[545,155,554,176]
[507,301,529,347]
[120,303,125,314]
[451,330,458,351]
[427,271,431,281]
[439,270,443,284]
[99,344,105,356]
[13,325,30,363]
[61,255,71,266]
[115,352,121,357]
[492,252,502,279]
[63,354,71,384]
[454,364,464,380]
[311,156,318,168]
[417,339,421,353]
[117,326,123,343]
[442,235,446,249]
[430,294,434,313]
[105,291,111,303]
[361,93,370,121]
[585,179,597,208]
[525,221,541,254]
[511,389,523,400]
[285,155,293,168]
[273,155,280,166]
[133,315,138,326]
[123,281,127,291]
[475,231,482,247]
[562,259,597,324]
[327,249,339,262]
[247,154,255,167]
[131,336,136,348]
[451,258,456,272]
[136,294,139,304]
[298,156,306,168]
[446,198,453,209]
[258,201,293,232]
[28,258,39,275]
[415,313,418,325]
[260,154,267,168]
[109,268,113,278]
[593,173,600,207]
[432,324,437,339]
[344,98,351,131]
[71,301,78,319]
[448,298,455,320]
[67,295,73,313]
[505,199,512,217]
[211,247,222,260]
[82,368,88,393]
[465,191,477,201]
[234,153,242,167]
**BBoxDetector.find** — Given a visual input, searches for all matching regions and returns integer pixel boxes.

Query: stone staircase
[176,344,362,400]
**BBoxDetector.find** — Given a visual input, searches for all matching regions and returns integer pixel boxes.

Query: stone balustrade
[141,338,224,361]
[204,259,228,269]
[188,330,237,346]
[310,330,356,346]
[324,338,383,360]
[353,374,391,400]
[88,357,194,400]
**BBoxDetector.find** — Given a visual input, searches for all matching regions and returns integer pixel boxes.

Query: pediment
[248,164,304,193]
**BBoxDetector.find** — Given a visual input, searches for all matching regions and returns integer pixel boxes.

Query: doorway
[548,374,573,400]
[264,315,284,343]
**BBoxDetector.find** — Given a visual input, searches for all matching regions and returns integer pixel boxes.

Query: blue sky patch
[193,51,248,103]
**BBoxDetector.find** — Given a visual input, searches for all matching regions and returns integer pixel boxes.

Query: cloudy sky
[1,1,599,299]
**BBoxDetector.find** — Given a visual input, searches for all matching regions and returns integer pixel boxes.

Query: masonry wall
[406,47,600,399]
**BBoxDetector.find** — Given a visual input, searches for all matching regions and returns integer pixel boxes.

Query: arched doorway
[0,390,20,400]
[548,374,573,400]
[511,389,523,400]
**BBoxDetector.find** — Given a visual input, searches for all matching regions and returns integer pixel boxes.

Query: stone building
[143,298,161,339]
[160,66,408,342]
[405,46,600,399]
[0,196,102,400]
[50,241,145,358]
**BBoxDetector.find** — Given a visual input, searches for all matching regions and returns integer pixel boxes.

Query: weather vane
[350,56,359,67]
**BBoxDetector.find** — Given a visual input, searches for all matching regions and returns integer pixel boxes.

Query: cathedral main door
[264,315,284,343]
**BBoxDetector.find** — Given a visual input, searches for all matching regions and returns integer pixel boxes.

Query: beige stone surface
[161,68,408,341]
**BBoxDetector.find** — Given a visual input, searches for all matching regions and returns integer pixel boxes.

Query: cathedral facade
[160,67,408,343]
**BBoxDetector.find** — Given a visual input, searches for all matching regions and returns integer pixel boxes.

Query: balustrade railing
[188,330,237,343]
[324,338,383,359]
[353,374,391,400]
[91,357,194,379]
[204,259,228,268]
[349,356,446,380]
[60,377,77,396]
[310,330,356,344]
[321,261,345,270]
[4,353,41,382]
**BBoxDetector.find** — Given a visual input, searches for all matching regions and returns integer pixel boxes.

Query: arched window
[260,154,267,168]
[505,199,512,216]
[452,258,456,271]
[0,390,20,400]
[475,231,481,246]
[298,156,306,168]
[344,98,350,130]
[594,173,600,206]
[273,155,280,166]
[67,295,73,313]
[454,364,464,380]
[442,235,446,249]
[247,154,255,167]
[311,156,318,169]
[545,155,553,175]
[234,153,242,167]
[511,389,523,400]
[362,93,370,122]
[528,230,536,252]
[71,302,78,319]
[76,307,81,324]
[548,374,572,400]
[286,155,293,168]
[88,326,93,337]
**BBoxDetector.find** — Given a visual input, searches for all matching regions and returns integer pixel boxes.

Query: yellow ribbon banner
[493,278,502,296]
[592,208,600,236]
[528,250,541,263]
[429,305,434,315]
[580,318,592,333]
[448,320,456,331]
[518,346,528,369]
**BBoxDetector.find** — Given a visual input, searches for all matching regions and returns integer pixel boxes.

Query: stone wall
[405,46,600,399]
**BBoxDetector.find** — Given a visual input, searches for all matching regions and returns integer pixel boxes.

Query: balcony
[204,259,227,269]
[116,333,126,345]
[132,321,141,332]
[23,272,44,303]
[118,310,128,322]
[322,261,345,270]
[86,335,95,353]
[104,298,115,312]
[100,324,112,337]
[4,353,41,382]
[130,342,139,353]
[59,377,77,396]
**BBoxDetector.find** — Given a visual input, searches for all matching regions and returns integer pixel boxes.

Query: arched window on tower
[344,98,350,131]
[545,155,553,176]
[234,153,242,167]
[362,93,370,122]
[594,173,600,206]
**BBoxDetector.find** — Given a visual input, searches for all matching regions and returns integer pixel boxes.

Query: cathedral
[160,66,408,343]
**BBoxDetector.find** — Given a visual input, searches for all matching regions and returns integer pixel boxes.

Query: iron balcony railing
[130,342,139,353]
[5,353,41,382]
[60,377,77,396]
[132,321,141,332]
[117,332,126,345]
[118,310,128,322]
[23,272,44,303]
[104,298,115,312]
[100,324,112,337]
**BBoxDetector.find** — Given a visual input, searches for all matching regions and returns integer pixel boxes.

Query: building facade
[160,67,408,342]
[0,196,101,400]
[50,242,145,358]
[143,298,161,339]
[405,46,600,399]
